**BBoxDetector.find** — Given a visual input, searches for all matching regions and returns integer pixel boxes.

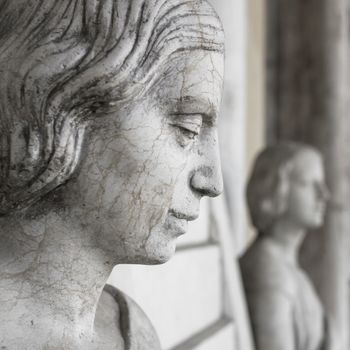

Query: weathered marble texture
[0,0,225,348]
[241,143,335,350]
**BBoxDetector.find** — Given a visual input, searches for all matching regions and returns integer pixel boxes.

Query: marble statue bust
[240,142,335,350]
[0,0,224,348]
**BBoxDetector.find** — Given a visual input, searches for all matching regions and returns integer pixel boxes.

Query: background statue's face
[63,50,224,264]
[283,151,329,229]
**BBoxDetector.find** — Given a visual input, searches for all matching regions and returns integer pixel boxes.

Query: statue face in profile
[284,150,328,230]
[0,0,225,347]
[64,50,224,264]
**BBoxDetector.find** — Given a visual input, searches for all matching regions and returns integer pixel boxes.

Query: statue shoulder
[98,284,162,350]
[240,238,297,299]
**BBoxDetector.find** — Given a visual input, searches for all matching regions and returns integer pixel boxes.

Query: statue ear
[261,198,275,215]
[261,196,286,216]
[261,166,290,219]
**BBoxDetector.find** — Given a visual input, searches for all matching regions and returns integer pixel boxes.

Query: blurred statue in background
[241,142,337,350]
[0,0,224,348]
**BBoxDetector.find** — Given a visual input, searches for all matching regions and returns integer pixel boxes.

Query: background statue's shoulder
[97,284,162,350]
[240,237,297,300]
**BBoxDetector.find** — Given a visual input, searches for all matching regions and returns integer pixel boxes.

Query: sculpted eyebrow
[169,96,218,125]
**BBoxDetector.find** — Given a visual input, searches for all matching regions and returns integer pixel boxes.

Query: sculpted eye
[169,114,203,148]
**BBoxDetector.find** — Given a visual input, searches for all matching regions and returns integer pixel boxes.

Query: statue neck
[0,212,114,346]
[264,219,306,266]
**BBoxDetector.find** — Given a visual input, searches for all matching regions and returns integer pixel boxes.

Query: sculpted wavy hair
[0,0,224,215]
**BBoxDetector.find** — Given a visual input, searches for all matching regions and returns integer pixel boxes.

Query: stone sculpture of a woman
[241,142,337,350]
[0,0,225,348]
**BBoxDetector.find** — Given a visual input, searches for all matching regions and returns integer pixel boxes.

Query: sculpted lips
[167,209,199,236]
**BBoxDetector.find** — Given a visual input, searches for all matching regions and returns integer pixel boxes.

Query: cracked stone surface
[241,142,336,350]
[0,0,225,348]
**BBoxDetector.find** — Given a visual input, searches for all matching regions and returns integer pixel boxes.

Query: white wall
[214,0,248,255]
[245,0,266,245]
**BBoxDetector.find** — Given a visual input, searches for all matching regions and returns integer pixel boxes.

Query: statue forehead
[289,150,323,180]
[150,51,224,108]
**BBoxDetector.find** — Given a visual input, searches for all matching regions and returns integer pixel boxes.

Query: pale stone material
[108,0,250,347]
[0,0,225,349]
[241,142,336,350]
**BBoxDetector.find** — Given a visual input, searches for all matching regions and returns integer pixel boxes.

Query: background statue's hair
[0,0,224,215]
[246,141,320,234]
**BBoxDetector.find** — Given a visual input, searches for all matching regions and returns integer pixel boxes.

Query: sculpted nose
[190,166,223,197]
[190,139,223,198]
